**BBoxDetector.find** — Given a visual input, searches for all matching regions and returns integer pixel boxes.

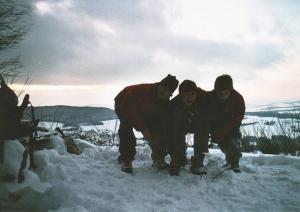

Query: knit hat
[179,80,197,93]
[214,74,233,91]
[160,74,179,93]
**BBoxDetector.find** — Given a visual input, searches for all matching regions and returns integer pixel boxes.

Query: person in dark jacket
[0,75,31,139]
[208,74,245,172]
[0,75,39,181]
[168,80,211,176]
[114,74,179,173]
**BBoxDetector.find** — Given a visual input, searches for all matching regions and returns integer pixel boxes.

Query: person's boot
[190,155,206,175]
[118,156,133,174]
[152,158,169,170]
[121,160,133,174]
[230,153,242,173]
[169,158,180,176]
[231,163,241,173]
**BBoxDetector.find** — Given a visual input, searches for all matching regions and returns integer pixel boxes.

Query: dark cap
[179,80,197,93]
[160,74,179,93]
[214,74,233,91]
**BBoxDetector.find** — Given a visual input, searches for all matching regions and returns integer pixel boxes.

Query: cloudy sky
[8,0,300,108]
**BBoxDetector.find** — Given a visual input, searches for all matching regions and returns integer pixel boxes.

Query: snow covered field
[1,136,300,212]
[241,115,300,138]
[70,117,300,140]
[247,101,300,113]
[36,102,300,140]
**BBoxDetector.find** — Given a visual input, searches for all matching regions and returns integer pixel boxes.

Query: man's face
[157,84,172,99]
[180,91,197,106]
[217,89,231,102]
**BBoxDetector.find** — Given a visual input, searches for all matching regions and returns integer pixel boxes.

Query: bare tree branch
[0,0,32,83]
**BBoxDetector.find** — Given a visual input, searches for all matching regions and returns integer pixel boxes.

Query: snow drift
[0,136,300,212]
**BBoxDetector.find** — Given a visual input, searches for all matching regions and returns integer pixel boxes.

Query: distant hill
[245,111,299,119]
[22,100,299,126]
[246,100,300,118]
[248,100,300,112]
[24,105,116,126]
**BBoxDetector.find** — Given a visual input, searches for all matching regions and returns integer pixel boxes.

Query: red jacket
[208,89,245,141]
[114,83,169,131]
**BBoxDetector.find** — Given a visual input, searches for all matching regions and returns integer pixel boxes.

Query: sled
[56,127,81,155]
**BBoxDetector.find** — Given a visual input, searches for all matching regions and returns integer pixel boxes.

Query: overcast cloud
[4,0,300,106]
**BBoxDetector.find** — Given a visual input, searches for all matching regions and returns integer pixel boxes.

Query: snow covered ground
[1,136,300,212]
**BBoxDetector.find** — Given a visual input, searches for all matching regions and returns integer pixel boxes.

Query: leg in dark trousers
[146,111,170,169]
[168,106,189,165]
[149,133,167,161]
[148,116,169,169]
[219,133,242,170]
[169,126,187,165]
[168,124,188,175]
[193,121,210,157]
[190,121,209,175]
[117,118,136,162]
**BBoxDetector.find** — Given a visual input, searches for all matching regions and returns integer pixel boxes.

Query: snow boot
[190,155,206,175]
[118,156,133,174]
[169,158,181,176]
[231,162,241,173]
[232,166,241,173]
[121,160,133,174]
[152,158,169,170]
[230,152,242,173]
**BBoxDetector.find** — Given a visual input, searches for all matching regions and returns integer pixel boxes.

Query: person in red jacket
[209,74,245,172]
[114,74,179,173]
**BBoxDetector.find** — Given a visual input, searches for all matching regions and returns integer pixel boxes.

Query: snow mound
[0,137,300,211]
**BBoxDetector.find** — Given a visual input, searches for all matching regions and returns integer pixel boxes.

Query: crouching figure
[208,75,245,172]
[168,80,211,176]
[114,74,178,174]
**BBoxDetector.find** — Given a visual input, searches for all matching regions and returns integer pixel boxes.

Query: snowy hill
[242,101,300,138]
[249,100,300,112]
[1,136,300,211]
[246,100,300,118]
